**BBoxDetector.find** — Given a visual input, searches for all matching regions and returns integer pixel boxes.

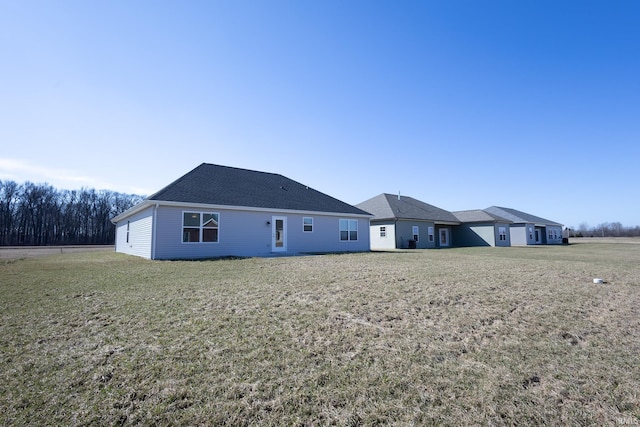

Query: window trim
[303,217,313,233]
[412,225,419,242]
[339,219,358,241]
[498,226,507,241]
[380,226,386,238]
[428,226,434,242]
[182,211,220,244]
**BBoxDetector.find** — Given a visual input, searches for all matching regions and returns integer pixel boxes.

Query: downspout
[151,203,159,260]
[395,219,399,249]
[113,221,118,252]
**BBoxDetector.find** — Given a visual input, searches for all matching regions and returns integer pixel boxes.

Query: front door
[272,216,287,252]
[439,228,450,247]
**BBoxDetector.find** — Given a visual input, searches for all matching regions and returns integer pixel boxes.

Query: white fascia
[132,200,373,219]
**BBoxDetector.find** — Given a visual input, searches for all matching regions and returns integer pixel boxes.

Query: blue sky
[1,0,638,228]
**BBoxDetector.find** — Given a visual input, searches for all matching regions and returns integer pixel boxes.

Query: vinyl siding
[495,223,511,247]
[395,220,436,249]
[545,225,563,245]
[369,221,396,250]
[435,226,452,248]
[152,205,370,259]
[510,224,543,245]
[456,224,494,247]
[114,207,153,259]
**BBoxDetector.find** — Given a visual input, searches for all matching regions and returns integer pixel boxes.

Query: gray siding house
[112,164,372,259]
[484,206,563,245]
[356,194,460,250]
[452,210,512,247]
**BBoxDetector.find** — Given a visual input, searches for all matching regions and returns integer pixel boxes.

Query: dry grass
[0,245,113,259]
[1,241,639,425]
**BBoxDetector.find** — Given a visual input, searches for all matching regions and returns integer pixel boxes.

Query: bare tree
[0,181,143,246]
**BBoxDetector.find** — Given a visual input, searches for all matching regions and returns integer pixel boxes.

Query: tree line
[2,179,638,245]
[569,222,640,238]
[0,180,144,246]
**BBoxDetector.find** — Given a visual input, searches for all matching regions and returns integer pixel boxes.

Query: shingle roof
[453,209,511,223]
[356,194,460,224]
[484,206,562,226]
[147,163,370,215]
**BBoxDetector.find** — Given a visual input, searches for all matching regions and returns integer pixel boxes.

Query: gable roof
[113,163,370,221]
[484,206,562,226]
[356,193,460,224]
[453,209,512,223]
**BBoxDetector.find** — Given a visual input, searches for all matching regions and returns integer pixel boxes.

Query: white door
[439,228,450,247]
[272,216,287,252]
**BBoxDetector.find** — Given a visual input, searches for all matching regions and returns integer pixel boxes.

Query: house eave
[112,199,372,223]
[111,200,155,224]
[434,221,460,226]
[370,217,460,225]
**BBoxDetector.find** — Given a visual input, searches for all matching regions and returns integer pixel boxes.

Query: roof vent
[398,191,401,200]
[280,186,288,191]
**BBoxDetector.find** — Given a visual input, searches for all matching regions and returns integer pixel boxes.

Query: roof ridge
[200,162,285,178]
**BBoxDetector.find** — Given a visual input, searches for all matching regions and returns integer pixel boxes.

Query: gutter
[112,199,372,222]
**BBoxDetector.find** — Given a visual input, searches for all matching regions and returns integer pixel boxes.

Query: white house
[111,163,372,259]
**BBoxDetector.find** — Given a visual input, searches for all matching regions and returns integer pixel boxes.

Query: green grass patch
[1,243,639,425]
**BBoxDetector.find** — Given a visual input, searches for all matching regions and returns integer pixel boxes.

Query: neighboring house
[484,206,564,245]
[111,163,372,259]
[452,210,512,247]
[356,194,460,250]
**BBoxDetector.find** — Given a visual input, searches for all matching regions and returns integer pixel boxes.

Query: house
[356,193,460,250]
[111,163,372,259]
[484,206,563,245]
[452,209,512,247]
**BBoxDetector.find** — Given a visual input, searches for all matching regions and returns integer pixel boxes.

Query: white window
[340,219,358,241]
[303,217,313,232]
[380,226,386,237]
[126,221,130,243]
[428,226,434,242]
[182,212,219,243]
[529,227,534,240]
[498,227,506,241]
[412,226,419,242]
[548,229,553,240]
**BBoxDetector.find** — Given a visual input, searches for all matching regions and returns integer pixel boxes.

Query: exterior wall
[545,225,563,245]
[435,225,452,248]
[431,223,511,248]
[455,224,494,247]
[152,205,370,259]
[395,220,436,249]
[509,224,528,245]
[494,223,511,247]
[114,206,154,259]
[510,223,539,245]
[369,221,397,250]
[510,223,563,246]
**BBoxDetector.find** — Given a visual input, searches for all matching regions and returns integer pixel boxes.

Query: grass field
[1,241,639,426]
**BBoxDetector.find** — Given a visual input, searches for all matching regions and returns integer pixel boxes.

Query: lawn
[1,241,639,426]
